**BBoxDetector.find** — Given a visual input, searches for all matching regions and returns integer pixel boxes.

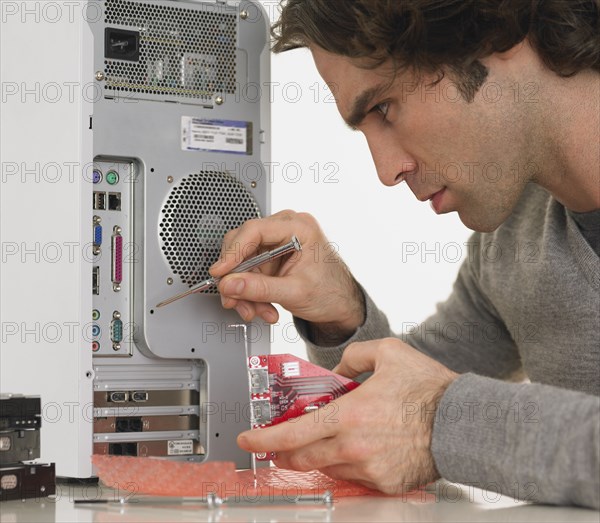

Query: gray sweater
[295,183,600,509]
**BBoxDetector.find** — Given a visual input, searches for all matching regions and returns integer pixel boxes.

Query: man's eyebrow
[345,83,389,130]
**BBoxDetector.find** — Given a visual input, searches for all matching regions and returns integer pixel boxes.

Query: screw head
[167,278,174,285]
[215,96,224,105]
[113,284,121,292]
[95,71,105,81]
[250,181,257,189]
[167,176,174,183]
[113,343,121,351]
[93,246,101,256]
[240,10,248,19]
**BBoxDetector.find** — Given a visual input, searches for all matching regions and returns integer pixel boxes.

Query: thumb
[332,341,378,379]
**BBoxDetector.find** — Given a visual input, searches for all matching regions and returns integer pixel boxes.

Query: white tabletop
[1,481,598,522]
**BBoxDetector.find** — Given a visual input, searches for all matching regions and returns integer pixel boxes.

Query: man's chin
[458,211,503,233]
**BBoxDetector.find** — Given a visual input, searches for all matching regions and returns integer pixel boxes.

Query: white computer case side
[1,1,95,478]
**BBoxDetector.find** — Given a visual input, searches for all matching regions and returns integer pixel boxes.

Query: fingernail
[237,432,250,448]
[263,311,277,323]
[225,278,245,295]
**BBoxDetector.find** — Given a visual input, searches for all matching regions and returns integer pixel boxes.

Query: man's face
[310,46,537,232]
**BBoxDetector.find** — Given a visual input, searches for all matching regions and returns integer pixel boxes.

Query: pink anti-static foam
[93,455,431,499]
[92,455,237,497]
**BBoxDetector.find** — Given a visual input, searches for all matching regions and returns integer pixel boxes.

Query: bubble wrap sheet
[92,455,380,498]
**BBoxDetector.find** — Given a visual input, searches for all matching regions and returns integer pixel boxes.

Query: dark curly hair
[271,0,600,101]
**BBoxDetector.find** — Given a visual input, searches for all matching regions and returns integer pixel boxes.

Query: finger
[254,302,279,324]
[209,212,301,277]
[220,296,239,309]
[331,341,379,379]
[217,272,304,308]
[233,301,255,322]
[237,410,339,453]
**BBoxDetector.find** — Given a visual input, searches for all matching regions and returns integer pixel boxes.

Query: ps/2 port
[106,170,119,185]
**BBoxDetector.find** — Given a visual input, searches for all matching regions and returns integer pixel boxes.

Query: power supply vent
[160,172,261,291]
[103,0,237,101]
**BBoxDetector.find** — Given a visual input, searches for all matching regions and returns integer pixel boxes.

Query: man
[210,0,600,508]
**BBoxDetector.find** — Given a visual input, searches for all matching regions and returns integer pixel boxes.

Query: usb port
[93,266,100,295]
[93,191,106,210]
[108,192,121,211]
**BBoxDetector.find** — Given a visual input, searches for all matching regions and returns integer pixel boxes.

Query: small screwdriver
[156,236,301,308]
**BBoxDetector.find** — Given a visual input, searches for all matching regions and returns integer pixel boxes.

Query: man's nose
[366,133,417,187]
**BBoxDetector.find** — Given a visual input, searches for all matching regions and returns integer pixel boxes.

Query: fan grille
[160,172,261,292]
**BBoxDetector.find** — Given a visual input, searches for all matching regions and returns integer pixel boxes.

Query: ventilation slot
[103,0,237,102]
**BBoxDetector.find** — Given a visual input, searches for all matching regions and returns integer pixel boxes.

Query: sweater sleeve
[295,249,522,378]
[432,373,600,508]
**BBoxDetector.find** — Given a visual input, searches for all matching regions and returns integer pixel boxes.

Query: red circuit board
[248,354,360,461]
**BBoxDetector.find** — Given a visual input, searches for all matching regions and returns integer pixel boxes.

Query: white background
[259,2,473,357]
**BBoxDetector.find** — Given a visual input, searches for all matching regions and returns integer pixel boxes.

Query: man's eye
[372,102,390,120]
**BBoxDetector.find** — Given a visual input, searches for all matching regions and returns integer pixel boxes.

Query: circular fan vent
[159,172,261,292]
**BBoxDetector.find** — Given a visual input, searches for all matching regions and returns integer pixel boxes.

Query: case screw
[240,10,248,19]
[167,176,174,183]
[167,278,174,285]
[215,96,224,105]
[95,71,105,81]
[251,181,257,188]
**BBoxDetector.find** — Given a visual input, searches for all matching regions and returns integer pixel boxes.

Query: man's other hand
[237,338,459,494]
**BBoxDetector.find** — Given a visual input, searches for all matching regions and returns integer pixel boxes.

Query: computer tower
[1,0,271,478]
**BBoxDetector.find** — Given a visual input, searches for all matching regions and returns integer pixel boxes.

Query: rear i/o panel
[90,159,205,461]
[91,159,132,357]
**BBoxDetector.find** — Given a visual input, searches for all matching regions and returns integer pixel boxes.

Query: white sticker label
[182,117,249,154]
[167,439,194,456]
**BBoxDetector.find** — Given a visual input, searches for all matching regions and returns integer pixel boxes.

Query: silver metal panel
[89,0,271,469]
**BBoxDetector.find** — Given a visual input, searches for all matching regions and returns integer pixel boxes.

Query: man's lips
[414,188,447,213]
[417,188,445,202]
[429,188,447,213]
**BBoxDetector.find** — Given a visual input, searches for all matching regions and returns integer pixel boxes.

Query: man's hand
[237,338,459,494]
[210,211,365,343]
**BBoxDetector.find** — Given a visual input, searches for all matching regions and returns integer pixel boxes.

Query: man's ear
[479,37,530,70]
[495,38,528,61]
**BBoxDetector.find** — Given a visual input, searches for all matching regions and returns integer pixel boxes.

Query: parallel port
[111,228,123,285]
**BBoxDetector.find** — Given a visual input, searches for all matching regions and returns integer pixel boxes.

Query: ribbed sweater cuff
[293,282,391,370]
